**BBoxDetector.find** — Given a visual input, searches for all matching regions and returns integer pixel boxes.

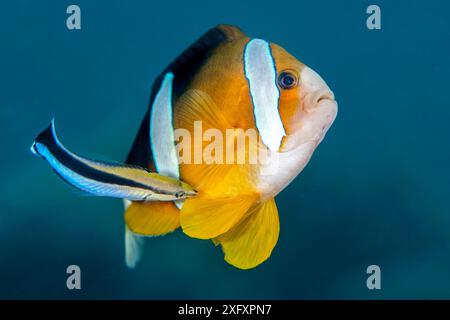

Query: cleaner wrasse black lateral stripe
[30,119,197,201]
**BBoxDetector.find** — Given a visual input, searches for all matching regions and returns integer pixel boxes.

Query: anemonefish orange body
[124,25,338,269]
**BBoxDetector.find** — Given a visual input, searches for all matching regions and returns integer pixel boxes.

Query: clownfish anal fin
[125,201,180,236]
[180,195,257,240]
[214,198,280,270]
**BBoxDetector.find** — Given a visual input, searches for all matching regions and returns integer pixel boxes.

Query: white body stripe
[149,73,184,210]
[244,39,286,151]
[150,73,180,179]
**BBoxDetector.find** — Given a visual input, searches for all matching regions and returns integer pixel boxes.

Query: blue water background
[1,0,450,299]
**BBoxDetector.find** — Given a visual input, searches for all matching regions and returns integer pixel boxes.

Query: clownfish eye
[278,71,297,89]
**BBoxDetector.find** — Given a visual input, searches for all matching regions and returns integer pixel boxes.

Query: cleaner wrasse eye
[30,119,197,201]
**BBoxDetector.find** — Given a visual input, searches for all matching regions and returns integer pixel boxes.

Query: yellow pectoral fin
[176,89,231,133]
[175,88,258,197]
[214,198,280,270]
[180,195,256,240]
[125,201,180,236]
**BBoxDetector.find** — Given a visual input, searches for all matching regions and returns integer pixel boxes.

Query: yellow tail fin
[125,201,179,236]
[214,198,280,270]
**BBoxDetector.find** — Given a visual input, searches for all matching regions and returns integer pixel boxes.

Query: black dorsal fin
[155,24,245,100]
[125,25,246,169]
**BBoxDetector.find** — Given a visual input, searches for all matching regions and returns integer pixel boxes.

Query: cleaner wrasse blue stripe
[31,119,196,201]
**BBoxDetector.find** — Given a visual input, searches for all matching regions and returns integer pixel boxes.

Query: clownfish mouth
[317,97,338,124]
[316,96,337,129]
[301,66,338,133]
[317,91,335,104]
[280,67,337,153]
[300,66,336,112]
[312,97,338,145]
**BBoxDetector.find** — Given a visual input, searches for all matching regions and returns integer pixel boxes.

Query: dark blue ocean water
[1,0,449,299]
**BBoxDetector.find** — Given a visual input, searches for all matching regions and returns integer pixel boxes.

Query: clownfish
[31,119,197,201]
[124,25,337,269]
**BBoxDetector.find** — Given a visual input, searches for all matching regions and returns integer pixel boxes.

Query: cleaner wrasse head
[31,119,197,201]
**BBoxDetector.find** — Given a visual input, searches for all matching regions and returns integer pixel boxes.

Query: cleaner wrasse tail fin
[213,198,280,270]
[31,118,196,201]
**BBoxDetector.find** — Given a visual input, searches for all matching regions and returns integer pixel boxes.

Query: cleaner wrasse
[31,119,197,201]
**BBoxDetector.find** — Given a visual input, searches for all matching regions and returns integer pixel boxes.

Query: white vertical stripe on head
[244,39,286,152]
[150,72,180,179]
